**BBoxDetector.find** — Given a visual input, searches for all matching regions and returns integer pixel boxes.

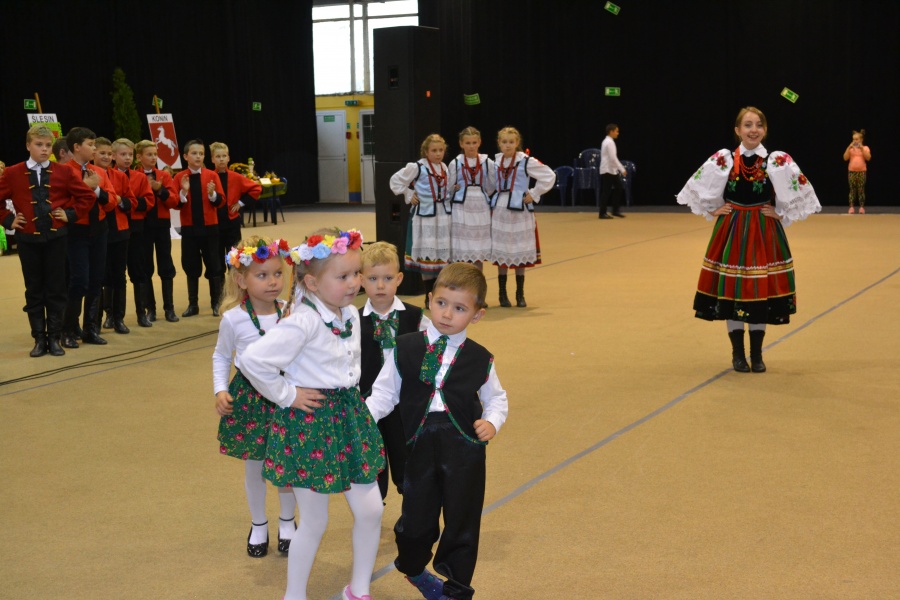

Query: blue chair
[552,166,574,205]
[271,178,287,225]
[621,161,636,206]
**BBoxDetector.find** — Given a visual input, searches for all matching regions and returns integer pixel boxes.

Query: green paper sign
[604,2,621,15]
[605,87,621,97]
[24,99,36,110]
[463,93,481,105]
[780,87,799,103]
[252,102,262,111]
[152,97,163,110]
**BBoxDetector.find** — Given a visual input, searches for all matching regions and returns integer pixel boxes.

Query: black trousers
[394,413,485,600]
[144,226,177,281]
[599,172,624,216]
[18,237,68,320]
[217,224,242,266]
[126,228,148,285]
[181,233,222,279]
[67,230,108,304]
[377,409,408,499]
[104,238,129,289]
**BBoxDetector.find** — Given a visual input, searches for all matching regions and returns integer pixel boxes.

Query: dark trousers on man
[66,229,108,337]
[394,413,485,600]
[144,225,177,314]
[599,172,624,217]
[18,236,68,338]
[181,232,223,313]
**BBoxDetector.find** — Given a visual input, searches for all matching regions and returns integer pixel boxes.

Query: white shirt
[739,143,768,158]
[366,324,509,434]
[362,297,432,364]
[240,293,361,408]
[599,135,625,175]
[212,304,283,394]
[26,158,51,185]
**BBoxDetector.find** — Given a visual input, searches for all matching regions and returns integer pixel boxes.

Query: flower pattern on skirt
[217,370,278,461]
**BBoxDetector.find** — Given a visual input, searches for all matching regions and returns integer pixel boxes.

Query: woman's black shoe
[278,517,296,553]
[247,522,269,558]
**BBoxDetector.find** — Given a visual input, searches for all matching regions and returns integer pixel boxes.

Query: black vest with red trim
[359,302,423,398]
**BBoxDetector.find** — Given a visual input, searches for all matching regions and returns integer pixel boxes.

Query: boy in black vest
[366,262,508,600]
[359,241,431,502]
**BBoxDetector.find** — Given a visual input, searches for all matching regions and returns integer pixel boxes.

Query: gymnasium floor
[1,206,897,599]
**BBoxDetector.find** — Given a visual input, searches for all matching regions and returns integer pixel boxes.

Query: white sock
[344,482,384,597]
[245,460,268,545]
[284,488,330,600]
[278,487,297,538]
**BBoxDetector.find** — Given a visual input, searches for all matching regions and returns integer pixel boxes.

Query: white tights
[284,483,383,600]
[245,460,297,544]
[726,320,766,332]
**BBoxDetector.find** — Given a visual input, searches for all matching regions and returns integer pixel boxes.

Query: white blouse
[211,304,282,395]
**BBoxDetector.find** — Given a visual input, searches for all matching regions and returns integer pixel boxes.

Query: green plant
[111,68,142,142]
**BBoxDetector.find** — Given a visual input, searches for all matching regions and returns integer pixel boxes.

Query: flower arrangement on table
[229,162,259,181]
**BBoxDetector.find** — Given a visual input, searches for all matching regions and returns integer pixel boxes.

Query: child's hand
[149,178,162,191]
[454,184,461,191]
[12,212,27,229]
[760,205,782,221]
[474,419,496,442]
[51,208,68,223]
[410,193,420,206]
[523,193,534,205]
[181,177,191,193]
[291,387,326,413]
[229,202,241,214]
[83,170,100,189]
[215,391,234,416]
[711,203,733,217]
[207,181,216,197]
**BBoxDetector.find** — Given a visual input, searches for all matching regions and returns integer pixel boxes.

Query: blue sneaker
[405,569,443,600]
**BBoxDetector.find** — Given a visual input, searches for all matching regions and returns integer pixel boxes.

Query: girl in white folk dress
[240,228,385,600]
[490,127,555,308]
[213,236,299,559]
[390,134,451,308]
[446,126,496,269]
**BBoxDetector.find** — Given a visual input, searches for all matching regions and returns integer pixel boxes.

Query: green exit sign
[24,99,36,110]
[252,102,262,111]
[780,87,799,103]
[344,100,359,106]
[605,87,621,97]
[604,2,621,15]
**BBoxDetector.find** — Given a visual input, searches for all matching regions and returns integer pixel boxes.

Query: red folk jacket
[173,167,225,228]
[67,161,117,227]
[220,170,263,223]
[140,167,179,222]
[105,167,138,235]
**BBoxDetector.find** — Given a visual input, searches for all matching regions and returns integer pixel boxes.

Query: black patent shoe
[247,522,269,558]
[212,305,220,317]
[147,309,157,322]
[82,330,108,345]
[30,336,48,358]
[48,335,66,357]
[182,305,200,318]
[732,356,751,373]
[61,334,80,349]
[137,313,153,328]
[516,295,527,308]
[751,357,767,373]
[278,517,296,554]
[114,320,131,334]
[164,309,180,323]
[102,314,114,329]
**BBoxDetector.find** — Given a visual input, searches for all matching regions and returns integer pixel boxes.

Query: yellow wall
[315,94,374,200]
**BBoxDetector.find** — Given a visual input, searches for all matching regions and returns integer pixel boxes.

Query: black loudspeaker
[373,26,441,296]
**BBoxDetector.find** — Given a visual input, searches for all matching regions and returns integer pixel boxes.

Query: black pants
[218,224,242,266]
[105,238,129,289]
[394,413,485,600]
[18,236,68,321]
[144,226,177,281]
[377,409,408,500]
[68,230,108,305]
[181,233,222,279]
[599,172,624,216]
[127,228,148,285]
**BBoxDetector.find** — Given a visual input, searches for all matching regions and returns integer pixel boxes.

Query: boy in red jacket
[210,141,262,269]
[173,139,225,316]
[0,125,95,356]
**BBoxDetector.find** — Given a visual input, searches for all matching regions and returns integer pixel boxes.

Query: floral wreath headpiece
[225,238,293,270]
[289,229,363,265]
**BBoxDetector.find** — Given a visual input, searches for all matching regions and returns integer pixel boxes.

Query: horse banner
[146,113,182,169]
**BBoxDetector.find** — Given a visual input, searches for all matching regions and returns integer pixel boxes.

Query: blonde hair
[419,134,446,158]
[497,127,523,151]
[95,137,113,148]
[458,126,481,142]
[853,129,866,141]
[734,106,768,142]
[362,241,400,271]
[112,138,134,152]
[209,141,229,155]
[135,140,156,156]
[434,263,487,309]
[220,235,285,313]
[26,124,54,144]
[286,227,362,310]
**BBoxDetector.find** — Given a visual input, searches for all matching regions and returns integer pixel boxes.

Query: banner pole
[35,93,43,113]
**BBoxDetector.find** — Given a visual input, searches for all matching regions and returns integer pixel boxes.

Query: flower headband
[225,238,293,270]
[290,229,363,265]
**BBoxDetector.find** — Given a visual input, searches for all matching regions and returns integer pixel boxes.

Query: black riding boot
[101,287,114,329]
[515,274,527,308]
[497,275,511,307]
[728,329,751,373]
[210,276,224,317]
[47,308,65,356]
[162,279,179,322]
[114,286,131,333]
[134,283,152,328]
[146,282,157,322]
[82,295,108,345]
[28,312,48,358]
[749,330,767,373]
[182,278,200,317]
[61,300,81,348]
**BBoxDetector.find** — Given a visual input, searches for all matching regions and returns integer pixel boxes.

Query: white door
[316,110,348,203]
[359,109,376,204]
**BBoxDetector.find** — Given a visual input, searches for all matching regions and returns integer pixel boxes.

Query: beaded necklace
[243,297,282,336]
[730,148,767,193]
[423,160,446,202]
[497,154,519,192]
[301,296,353,339]
[461,155,482,186]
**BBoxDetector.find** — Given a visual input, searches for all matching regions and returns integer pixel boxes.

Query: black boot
[114,287,131,333]
[515,274,527,308]
[182,278,200,317]
[134,283,152,328]
[423,278,435,310]
[61,300,81,349]
[728,329,751,373]
[101,287,114,329]
[497,275,512,307]
[146,283,157,322]
[162,279,179,322]
[28,312,48,358]
[749,330,767,373]
[81,296,108,345]
[47,309,65,356]
[210,276,224,317]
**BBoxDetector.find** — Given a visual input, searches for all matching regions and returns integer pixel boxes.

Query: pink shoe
[343,584,373,600]
[859,207,866,214]
[848,206,855,214]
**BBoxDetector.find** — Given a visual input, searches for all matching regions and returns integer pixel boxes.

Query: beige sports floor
[1,207,898,600]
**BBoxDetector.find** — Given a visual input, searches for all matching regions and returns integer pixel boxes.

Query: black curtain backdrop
[420,0,899,206]
[0,0,317,205]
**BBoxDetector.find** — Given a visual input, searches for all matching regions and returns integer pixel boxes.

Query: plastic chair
[552,166,574,206]
[621,161,636,206]
[271,178,287,225]
[572,148,603,206]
